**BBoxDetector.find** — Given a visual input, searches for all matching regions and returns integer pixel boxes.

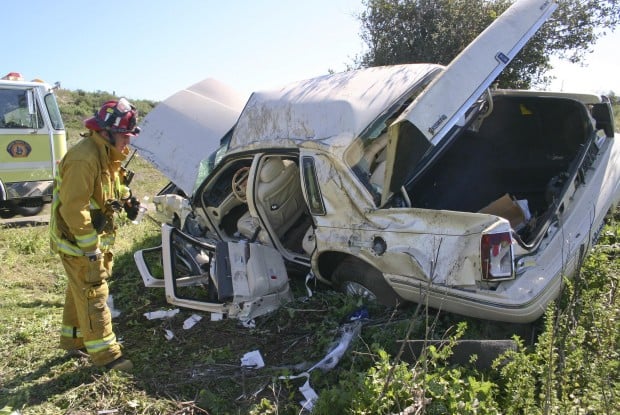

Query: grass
[1,198,618,413]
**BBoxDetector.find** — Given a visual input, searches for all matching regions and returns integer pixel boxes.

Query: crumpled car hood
[133,78,248,196]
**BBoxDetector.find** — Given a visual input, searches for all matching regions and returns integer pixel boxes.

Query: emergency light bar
[2,72,24,81]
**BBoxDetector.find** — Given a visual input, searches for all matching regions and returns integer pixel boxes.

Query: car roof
[228,64,443,153]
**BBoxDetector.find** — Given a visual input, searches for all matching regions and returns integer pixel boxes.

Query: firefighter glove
[123,197,140,220]
[91,210,107,233]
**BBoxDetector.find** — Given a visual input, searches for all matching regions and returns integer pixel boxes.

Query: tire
[3,199,45,217]
[0,207,17,219]
[332,257,401,307]
[14,204,44,217]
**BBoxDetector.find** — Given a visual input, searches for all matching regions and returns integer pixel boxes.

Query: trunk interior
[408,94,594,244]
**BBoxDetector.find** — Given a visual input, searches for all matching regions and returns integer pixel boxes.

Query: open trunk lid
[381,0,558,205]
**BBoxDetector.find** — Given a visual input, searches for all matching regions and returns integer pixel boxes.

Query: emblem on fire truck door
[6,140,32,158]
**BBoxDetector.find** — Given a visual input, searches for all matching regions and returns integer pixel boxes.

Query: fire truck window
[0,89,43,129]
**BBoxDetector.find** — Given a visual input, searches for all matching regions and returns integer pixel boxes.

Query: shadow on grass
[18,299,64,309]
[0,353,96,409]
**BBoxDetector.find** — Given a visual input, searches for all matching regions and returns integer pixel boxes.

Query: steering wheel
[232,166,250,202]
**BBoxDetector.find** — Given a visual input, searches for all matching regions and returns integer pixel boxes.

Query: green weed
[1,212,618,413]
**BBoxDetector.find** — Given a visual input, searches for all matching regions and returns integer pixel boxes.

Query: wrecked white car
[134,0,619,323]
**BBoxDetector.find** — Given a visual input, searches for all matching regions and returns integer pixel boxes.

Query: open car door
[381,0,558,206]
[133,78,248,196]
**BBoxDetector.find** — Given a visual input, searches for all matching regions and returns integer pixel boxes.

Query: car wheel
[332,258,401,307]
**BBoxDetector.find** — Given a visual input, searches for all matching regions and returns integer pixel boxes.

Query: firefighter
[49,98,141,372]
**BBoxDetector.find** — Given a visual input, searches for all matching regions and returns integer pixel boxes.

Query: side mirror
[25,89,40,130]
[26,89,35,115]
[591,102,615,138]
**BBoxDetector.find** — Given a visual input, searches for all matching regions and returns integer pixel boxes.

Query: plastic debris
[346,306,369,322]
[183,314,203,329]
[299,377,319,411]
[308,320,361,371]
[241,319,256,328]
[304,271,315,298]
[240,350,265,368]
[164,329,175,340]
[143,309,180,320]
[279,320,362,411]
[211,312,223,321]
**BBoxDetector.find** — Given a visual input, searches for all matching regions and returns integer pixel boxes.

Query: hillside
[54,89,157,146]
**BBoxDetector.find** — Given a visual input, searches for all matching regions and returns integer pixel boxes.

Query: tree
[357,0,620,88]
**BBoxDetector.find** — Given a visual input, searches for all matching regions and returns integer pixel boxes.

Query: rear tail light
[481,231,514,281]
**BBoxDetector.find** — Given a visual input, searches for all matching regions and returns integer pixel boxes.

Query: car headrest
[260,158,285,183]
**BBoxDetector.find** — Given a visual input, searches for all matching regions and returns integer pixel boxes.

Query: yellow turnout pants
[59,252,123,366]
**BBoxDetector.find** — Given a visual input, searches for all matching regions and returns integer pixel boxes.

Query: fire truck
[0,72,67,217]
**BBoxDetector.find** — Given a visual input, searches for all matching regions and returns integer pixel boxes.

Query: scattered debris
[307,320,361,372]
[279,320,363,411]
[240,350,265,369]
[346,306,369,322]
[298,376,319,411]
[240,319,255,328]
[183,314,203,329]
[303,271,315,298]
[210,312,223,321]
[143,308,180,320]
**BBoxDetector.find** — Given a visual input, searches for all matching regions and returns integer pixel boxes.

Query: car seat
[237,157,304,241]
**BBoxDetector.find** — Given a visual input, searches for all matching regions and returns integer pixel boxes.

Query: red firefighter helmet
[84,98,140,136]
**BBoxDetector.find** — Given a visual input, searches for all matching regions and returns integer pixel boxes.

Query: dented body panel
[229,64,442,153]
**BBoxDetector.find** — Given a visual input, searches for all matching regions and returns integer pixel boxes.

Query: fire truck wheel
[0,207,17,219]
[14,205,44,216]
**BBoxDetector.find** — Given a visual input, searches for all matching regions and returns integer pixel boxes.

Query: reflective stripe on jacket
[50,131,129,256]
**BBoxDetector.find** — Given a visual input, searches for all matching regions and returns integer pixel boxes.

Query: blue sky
[3,0,618,101]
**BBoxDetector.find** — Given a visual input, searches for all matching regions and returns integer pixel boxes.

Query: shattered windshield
[193,128,233,193]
